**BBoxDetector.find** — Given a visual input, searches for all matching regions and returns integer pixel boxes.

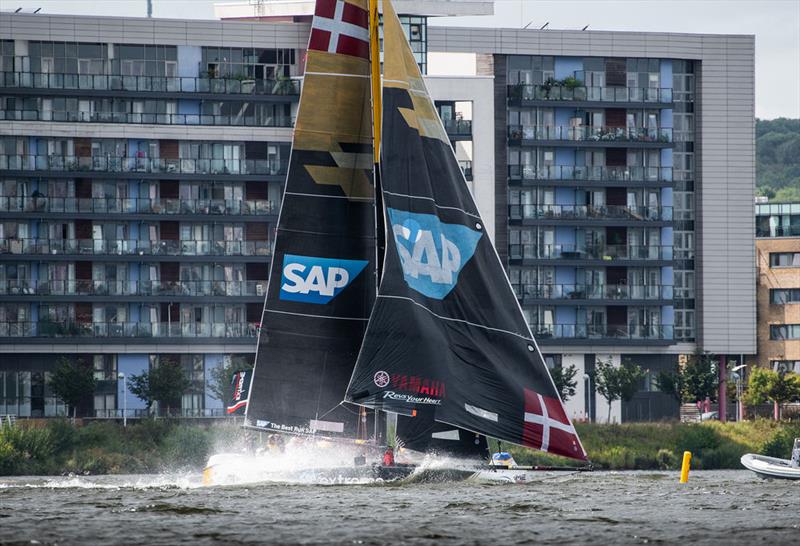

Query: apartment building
[0,2,755,422]
[755,202,800,373]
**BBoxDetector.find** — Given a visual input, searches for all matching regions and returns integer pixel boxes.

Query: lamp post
[118,372,127,427]
[732,364,747,422]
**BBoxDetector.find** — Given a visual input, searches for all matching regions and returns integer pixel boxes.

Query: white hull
[741,453,800,480]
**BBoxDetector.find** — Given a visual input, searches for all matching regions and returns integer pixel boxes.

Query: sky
[3,0,799,119]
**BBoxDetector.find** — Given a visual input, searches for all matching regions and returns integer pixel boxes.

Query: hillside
[756,118,800,202]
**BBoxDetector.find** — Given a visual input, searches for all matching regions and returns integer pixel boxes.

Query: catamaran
[203,0,588,485]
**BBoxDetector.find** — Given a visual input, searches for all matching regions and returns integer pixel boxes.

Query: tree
[744,367,800,420]
[550,364,578,402]
[48,356,96,419]
[656,366,686,403]
[207,357,254,407]
[129,358,190,416]
[595,359,645,423]
[683,351,718,403]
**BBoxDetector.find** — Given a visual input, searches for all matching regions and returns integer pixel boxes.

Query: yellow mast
[369,0,382,164]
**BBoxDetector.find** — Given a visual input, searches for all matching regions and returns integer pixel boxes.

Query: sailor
[382,446,395,466]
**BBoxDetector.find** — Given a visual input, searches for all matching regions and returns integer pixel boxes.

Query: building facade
[755,202,800,373]
[0,3,756,422]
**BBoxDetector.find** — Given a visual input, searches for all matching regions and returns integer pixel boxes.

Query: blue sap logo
[279,254,369,304]
[387,208,483,299]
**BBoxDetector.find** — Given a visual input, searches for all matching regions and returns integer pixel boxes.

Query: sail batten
[345,0,587,461]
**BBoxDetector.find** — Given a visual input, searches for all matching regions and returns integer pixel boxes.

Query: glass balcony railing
[0,155,287,176]
[508,125,672,143]
[509,204,673,221]
[508,84,673,104]
[529,323,673,341]
[513,283,673,301]
[0,72,300,96]
[441,119,472,137]
[0,279,268,297]
[0,196,278,216]
[509,243,672,261]
[0,238,272,257]
[0,321,259,338]
[458,160,473,181]
[508,165,672,182]
[0,110,293,127]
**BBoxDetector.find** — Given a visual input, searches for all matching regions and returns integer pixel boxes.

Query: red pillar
[718,355,727,423]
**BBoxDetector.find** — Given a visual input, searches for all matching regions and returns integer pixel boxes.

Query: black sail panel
[245,0,377,438]
[346,0,587,461]
[396,408,488,460]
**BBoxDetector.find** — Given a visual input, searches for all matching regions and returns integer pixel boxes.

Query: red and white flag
[309,0,370,60]
[522,388,586,460]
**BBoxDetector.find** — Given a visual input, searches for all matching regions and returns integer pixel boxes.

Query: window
[770,252,800,267]
[771,288,800,304]
[93,355,117,381]
[771,360,800,373]
[770,324,800,340]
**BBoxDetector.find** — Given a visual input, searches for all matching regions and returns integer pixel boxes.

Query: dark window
[770,252,800,267]
[770,324,800,340]
[770,288,800,304]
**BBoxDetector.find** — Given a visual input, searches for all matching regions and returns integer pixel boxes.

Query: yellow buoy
[202,467,213,486]
[679,451,692,483]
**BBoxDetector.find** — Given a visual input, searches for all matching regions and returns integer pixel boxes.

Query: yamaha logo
[374,371,390,388]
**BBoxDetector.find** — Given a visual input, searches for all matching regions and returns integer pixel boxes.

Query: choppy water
[0,470,798,545]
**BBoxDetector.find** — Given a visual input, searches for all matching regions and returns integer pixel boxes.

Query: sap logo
[279,254,368,304]
[387,208,482,299]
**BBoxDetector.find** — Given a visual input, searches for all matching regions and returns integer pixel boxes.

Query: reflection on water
[0,470,798,545]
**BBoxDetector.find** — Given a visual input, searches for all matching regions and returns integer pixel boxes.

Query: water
[0,470,797,544]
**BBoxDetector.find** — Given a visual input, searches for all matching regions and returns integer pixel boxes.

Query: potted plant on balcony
[508,82,524,102]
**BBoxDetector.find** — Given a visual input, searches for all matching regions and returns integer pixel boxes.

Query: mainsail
[346,0,587,461]
[245,0,377,438]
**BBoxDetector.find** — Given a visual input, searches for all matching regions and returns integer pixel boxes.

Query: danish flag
[522,388,586,460]
[309,0,370,60]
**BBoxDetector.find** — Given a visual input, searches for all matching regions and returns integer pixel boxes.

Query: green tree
[744,367,800,420]
[755,118,800,199]
[129,358,190,416]
[656,365,686,403]
[595,359,645,423]
[683,351,718,403]
[551,364,578,402]
[207,358,254,407]
[48,356,96,420]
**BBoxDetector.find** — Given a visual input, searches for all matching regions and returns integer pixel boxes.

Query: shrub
[160,426,212,469]
[656,449,678,470]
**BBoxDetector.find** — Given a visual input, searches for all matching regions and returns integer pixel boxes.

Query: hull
[741,453,800,480]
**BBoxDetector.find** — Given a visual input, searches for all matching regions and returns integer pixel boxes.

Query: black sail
[346,0,587,461]
[396,409,488,460]
[245,0,377,438]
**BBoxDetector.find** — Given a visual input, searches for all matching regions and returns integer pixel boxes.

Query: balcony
[508,83,673,105]
[507,165,672,184]
[513,283,673,302]
[0,196,278,216]
[0,321,259,339]
[508,125,672,144]
[509,204,673,222]
[0,155,287,177]
[0,238,272,258]
[529,323,673,341]
[0,279,268,298]
[0,72,300,97]
[459,160,473,181]
[0,110,293,127]
[509,243,673,262]
[442,119,472,139]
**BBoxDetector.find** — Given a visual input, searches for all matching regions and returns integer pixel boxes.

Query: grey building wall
[428,26,757,355]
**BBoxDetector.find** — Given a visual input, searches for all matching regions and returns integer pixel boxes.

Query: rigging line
[264,308,369,321]
[382,190,481,219]
[304,71,370,79]
[284,191,374,202]
[377,294,534,342]
[275,226,376,240]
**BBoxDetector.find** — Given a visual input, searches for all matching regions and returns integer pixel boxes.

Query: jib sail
[396,409,488,460]
[345,0,587,461]
[245,0,377,438]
